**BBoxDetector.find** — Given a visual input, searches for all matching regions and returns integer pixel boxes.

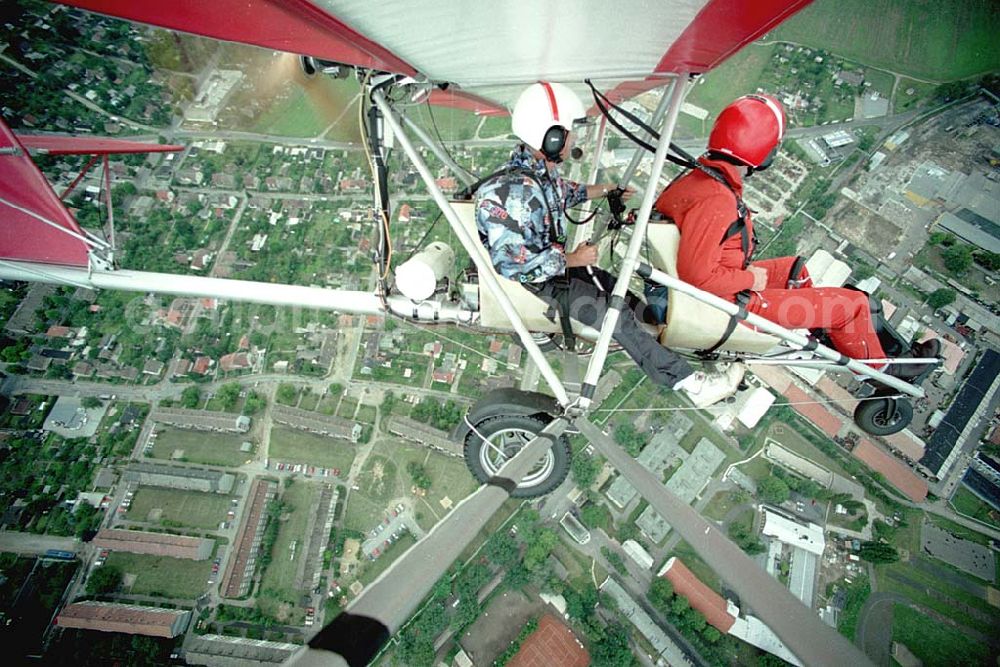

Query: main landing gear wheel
[853,395,913,436]
[463,414,570,498]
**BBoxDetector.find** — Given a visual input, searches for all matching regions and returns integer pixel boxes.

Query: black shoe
[884,339,941,379]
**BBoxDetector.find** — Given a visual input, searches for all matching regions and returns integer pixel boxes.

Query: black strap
[552,279,577,350]
[698,290,751,357]
[787,255,807,287]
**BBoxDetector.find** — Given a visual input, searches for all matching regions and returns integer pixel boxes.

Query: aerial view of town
[0,0,998,665]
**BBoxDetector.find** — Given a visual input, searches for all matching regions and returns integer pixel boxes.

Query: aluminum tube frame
[569,114,608,248]
[642,265,926,398]
[579,76,689,406]
[619,80,676,188]
[371,89,571,407]
[401,113,477,187]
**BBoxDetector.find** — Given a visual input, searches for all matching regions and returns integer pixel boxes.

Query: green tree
[858,541,899,564]
[180,385,200,409]
[86,565,123,595]
[942,243,973,275]
[523,528,557,571]
[81,396,103,409]
[928,231,954,246]
[406,461,432,490]
[571,454,598,489]
[276,383,298,404]
[973,251,1000,271]
[614,423,646,457]
[927,288,956,309]
[216,382,241,410]
[485,532,519,569]
[703,626,722,643]
[758,475,790,504]
[243,391,266,414]
[579,503,610,531]
[647,577,674,611]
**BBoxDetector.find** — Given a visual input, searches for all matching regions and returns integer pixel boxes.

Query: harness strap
[698,289,751,357]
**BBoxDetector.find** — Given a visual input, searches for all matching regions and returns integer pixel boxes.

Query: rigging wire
[592,393,906,414]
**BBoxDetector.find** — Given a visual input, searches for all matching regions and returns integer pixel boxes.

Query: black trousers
[531,267,693,387]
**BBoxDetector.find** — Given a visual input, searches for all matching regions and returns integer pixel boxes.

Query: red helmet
[708,94,786,169]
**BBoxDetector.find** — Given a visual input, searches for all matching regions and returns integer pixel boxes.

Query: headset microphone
[571,147,583,160]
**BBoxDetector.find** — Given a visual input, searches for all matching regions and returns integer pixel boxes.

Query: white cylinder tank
[394,242,455,301]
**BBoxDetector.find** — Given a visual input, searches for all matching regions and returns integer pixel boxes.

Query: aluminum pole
[569,114,608,247]
[371,89,571,407]
[578,76,689,408]
[620,80,676,188]
[401,113,477,187]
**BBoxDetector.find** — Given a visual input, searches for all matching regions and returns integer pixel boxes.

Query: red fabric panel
[426,89,508,117]
[0,119,90,267]
[655,0,814,73]
[16,134,183,155]
[58,0,416,75]
[597,0,813,107]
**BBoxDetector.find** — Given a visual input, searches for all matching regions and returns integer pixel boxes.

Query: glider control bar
[576,418,874,667]
[289,417,570,667]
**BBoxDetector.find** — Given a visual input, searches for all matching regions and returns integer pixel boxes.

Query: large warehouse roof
[761,510,825,556]
[56,602,190,638]
[659,557,736,633]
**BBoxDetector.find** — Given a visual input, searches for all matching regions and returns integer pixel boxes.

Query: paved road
[577,418,874,667]
[0,532,80,555]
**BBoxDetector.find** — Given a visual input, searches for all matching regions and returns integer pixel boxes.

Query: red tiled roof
[192,356,212,375]
[46,325,71,338]
[219,352,250,372]
[93,529,211,560]
[749,364,792,393]
[815,377,859,415]
[883,430,925,462]
[507,614,589,667]
[783,385,842,438]
[661,557,735,633]
[853,439,928,502]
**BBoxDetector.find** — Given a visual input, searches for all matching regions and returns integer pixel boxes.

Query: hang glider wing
[0,120,91,266]
[56,0,813,111]
[15,134,184,155]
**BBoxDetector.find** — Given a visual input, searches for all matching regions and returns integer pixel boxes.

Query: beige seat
[450,201,599,337]
[644,223,779,354]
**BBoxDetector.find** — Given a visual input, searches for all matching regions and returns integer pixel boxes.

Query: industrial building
[921,349,1000,480]
[93,529,214,560]
[123,462,235,494]
[56,602,191,638]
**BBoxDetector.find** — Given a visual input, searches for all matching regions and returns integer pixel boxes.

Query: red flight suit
[654,156,887,366]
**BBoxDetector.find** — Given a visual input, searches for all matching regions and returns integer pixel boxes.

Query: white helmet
[511,82,585,161]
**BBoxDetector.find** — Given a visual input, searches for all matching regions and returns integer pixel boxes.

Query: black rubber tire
[853,397,913,436]
[463,414,571,498]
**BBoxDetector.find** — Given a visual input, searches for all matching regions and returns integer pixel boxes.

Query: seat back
[645,223,779,354]
[450,201,598,337]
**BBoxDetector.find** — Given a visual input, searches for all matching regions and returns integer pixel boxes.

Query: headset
[539,82,569,162]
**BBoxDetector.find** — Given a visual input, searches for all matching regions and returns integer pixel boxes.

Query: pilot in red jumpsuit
[655,94,929,376]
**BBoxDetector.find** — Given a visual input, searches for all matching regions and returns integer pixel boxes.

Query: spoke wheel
[853,396,913,436]
[463,414,570,498]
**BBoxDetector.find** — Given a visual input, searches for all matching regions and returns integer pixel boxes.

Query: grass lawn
[268,426,357,471]
[891,603,988,667]
[258,481,319,623]
[949,487,1000,529]
[926,514,991,546]
[106,552,212,599]
[253,77,360,139]
[150,427,252,467]
[683,43,777,137]
[863,68,896,99]
[299,392,320,412]
[346,438,479,533]
[126,487,232,529]
[759,422,855,480]
[703,490,748,521]
[771,0,1000,81]
[894,78,941,113]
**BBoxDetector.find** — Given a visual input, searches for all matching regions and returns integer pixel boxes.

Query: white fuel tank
[394,242,455,301]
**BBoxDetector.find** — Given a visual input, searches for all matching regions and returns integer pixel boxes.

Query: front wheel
[853,396,913,436]
[463,414,570,498]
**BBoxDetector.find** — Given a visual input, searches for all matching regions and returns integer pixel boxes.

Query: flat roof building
[921,349,1000,479]
[94,529,213,560]
[56,602,191,638]
[761,509,825,557]
[124,462,235,494]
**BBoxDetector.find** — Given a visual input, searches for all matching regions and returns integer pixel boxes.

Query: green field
[126,487,232,529]
[258,480,320,625]
[358,533,417,586]
[106,551,212,599]
[268,426,357,471]
[343,438,478,533]
[253,77,361,140]
[150,427,253,467]
[772,0,1000,81]
[949,487,1000,529]
[891,603,989,667]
